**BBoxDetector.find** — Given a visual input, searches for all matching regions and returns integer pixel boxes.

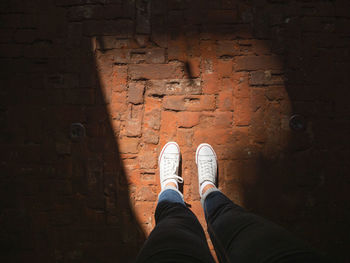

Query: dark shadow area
[0,1,145,262]
[233,2,350,262]
[1,0,350,262]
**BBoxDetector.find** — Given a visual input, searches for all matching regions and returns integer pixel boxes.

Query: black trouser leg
[135,200,215,263]
[203,191,322,263]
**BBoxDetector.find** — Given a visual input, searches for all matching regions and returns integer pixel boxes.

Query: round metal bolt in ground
[289,114,307,132]
[70,123,86,140]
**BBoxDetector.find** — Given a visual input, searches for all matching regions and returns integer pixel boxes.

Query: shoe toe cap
[164,142,180,154]
[198,144,214,156]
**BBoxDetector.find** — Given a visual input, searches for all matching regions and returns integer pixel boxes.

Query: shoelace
[198,159,214,182]
[163,157,183,184]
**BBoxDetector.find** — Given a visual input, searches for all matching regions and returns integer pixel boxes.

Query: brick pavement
[1,0,350,262]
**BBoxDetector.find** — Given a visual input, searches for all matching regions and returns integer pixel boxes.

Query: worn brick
[216,40,238,57]
[186,57,201,78]
[233,72,250,98]
[128,82,145,104]
[235,56,282,71]
[125,119,142,137]
[145,48,166,63]
[118,137,139,153]
[194,128,232,146]
[176,128,193,147]
[163,95,216,111]
[146,79,201,96]
[249,70,284,86]
[135,186,157,201]
[177,112,201,128]
[110,91,128,119]
[217,89,234,111]
[159,111,178,145]
[144,97,162,130]
[96,37,135,50]
[138,144,157,169]
[143,129,159,144]
[214,59,233,78]
[111,65,128,92]
[129,63,184,80]
[202,73,221,94]
[234,97,251,126]
[265,86,287,101]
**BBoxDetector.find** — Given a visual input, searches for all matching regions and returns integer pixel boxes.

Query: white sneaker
[195,143,217,196]
[159,142,183,190]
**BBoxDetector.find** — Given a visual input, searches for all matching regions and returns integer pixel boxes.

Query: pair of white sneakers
[158,142,217,197]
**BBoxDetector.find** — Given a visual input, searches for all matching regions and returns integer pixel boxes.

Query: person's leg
[196,143,322,263]
[135,142,215,263]
[203,190,321,263]
[136,188,215,263]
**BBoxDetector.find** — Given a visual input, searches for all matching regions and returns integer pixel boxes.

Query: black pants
[135,190,321,263]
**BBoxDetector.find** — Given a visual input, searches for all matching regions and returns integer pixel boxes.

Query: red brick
[159,111,178,145]
[125,119,142,137]
[249,70,284,86]
[134,202,155,224]
[234,97,251,126]
[200,40,216,59]
[235,56,282,71]
[217,89,234,111]
[128,82,145,104]
[265,86,288,101]
[129,63,183,80]
[141,172,156,184]
[186,57,201,78]
[214,59,233,78]
[238,39,271,55]
[250,108,267,143]
[194,128,232,146]
[177,112,201,128]
[96,37,136,50]
[123,158,140,175]
[202,73,221,94]
[213,111,233,128]
[138,144,158,169]
[145,48,166,63]
[146,79,201,96]
[167,32,187,60]
[126,168,142,186]
[251,88,267,112]
[176,128,193,147]
[163,95,216,111]
[144,97,162,130]
[233,72,250,98]
[181,159,195,185]
[111,65,127,92]
[216,40,238,57]
[135,186,157,201]
[114,49,130,63]
[143,129,159,145]
[118,137,139,153]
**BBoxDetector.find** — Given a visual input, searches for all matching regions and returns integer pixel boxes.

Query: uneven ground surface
[1,0,350,262]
